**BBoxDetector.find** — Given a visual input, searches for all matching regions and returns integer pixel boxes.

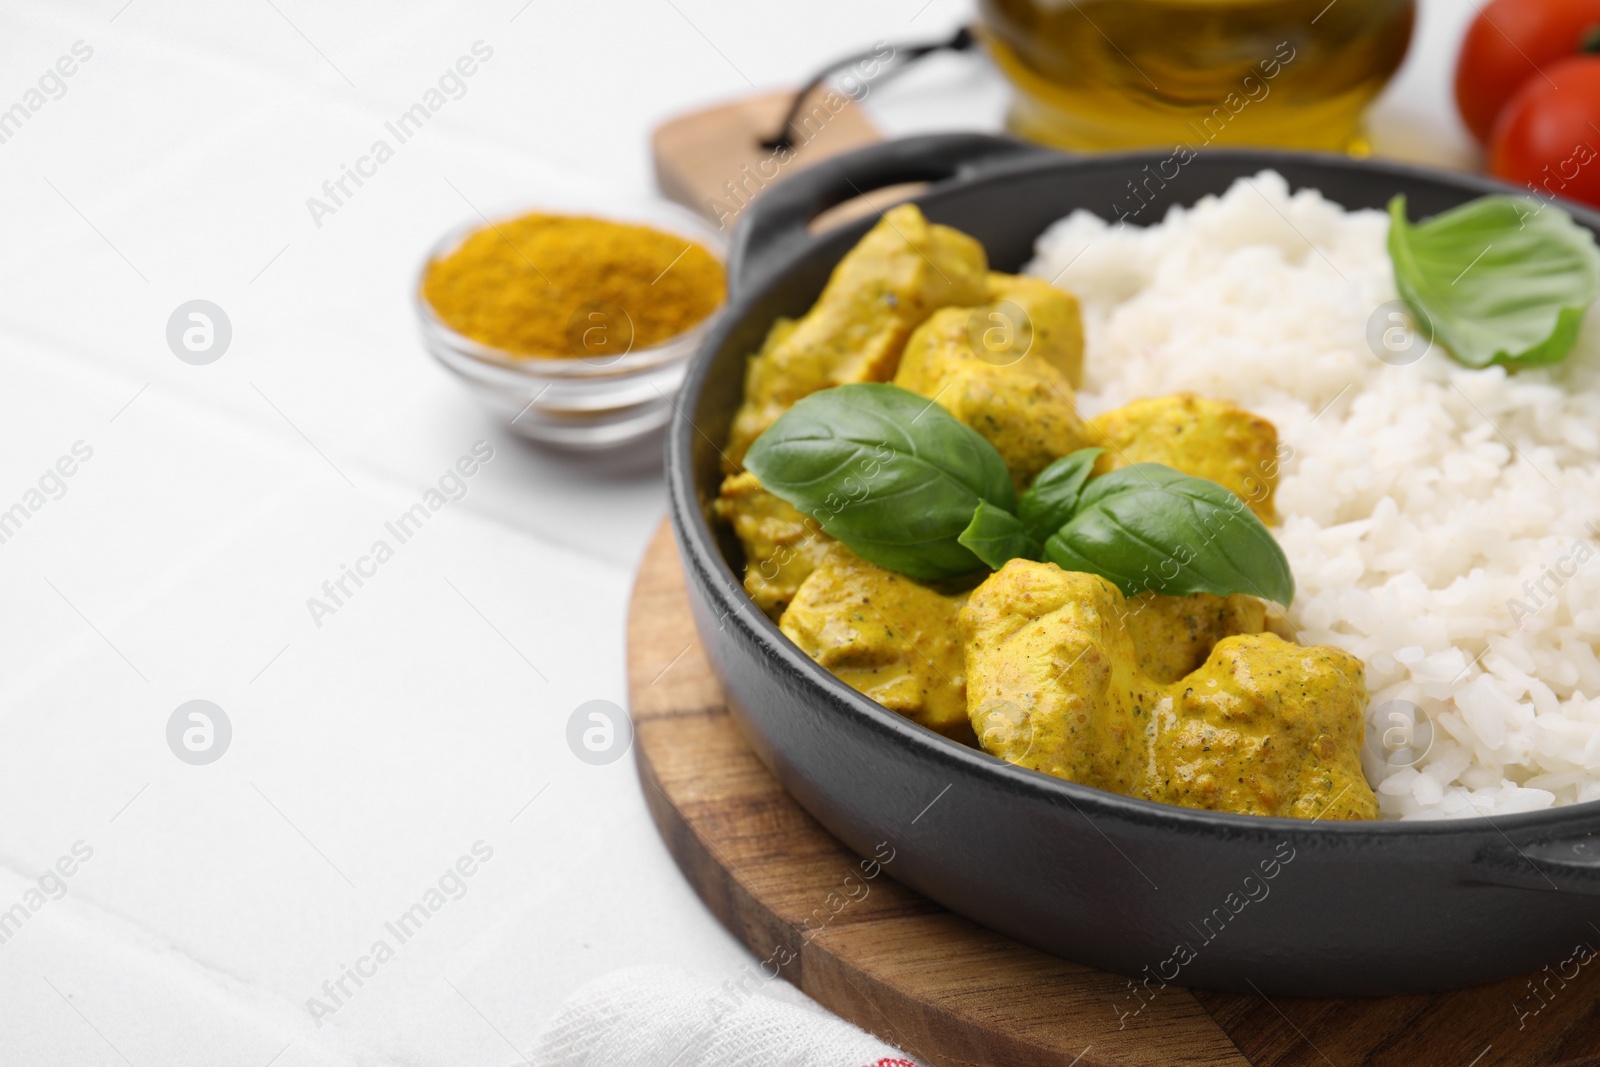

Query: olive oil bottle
[979,0,1414,152]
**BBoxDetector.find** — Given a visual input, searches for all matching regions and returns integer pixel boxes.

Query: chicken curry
[715,203,1377,821]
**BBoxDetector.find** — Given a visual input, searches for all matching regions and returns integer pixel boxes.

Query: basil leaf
[1388,194,1600,369]
[1043,463,1294,606]
[741,386,1295,603]
[743,383,1016,580]
[1017,448,1104,543]
[958,501,1041,571]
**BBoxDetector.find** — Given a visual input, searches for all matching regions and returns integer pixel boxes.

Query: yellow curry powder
[422,213,724,359]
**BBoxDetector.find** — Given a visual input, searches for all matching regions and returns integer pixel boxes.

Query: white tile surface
[0,1,1475,1062]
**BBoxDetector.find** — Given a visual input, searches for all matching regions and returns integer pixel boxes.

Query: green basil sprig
[957,500,1040,571]
[954,448,1104,569]
[743,383,1015,580]
[744,384,1295,605]
[1016,446,1102,538]
[1040,460,1294,607]
[1388,194,1600,369]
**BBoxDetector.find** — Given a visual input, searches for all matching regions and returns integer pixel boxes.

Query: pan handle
[1468,832,1600,895]
[726,133,1057,299]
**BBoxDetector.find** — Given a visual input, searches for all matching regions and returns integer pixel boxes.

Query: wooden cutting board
[627,518,1600,1067]
[652,87,930,234]
[652,86,880,225]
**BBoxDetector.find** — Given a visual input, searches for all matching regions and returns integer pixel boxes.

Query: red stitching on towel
[865,1059,919,1067]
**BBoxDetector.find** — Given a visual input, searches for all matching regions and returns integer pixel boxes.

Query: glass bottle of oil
[979,0,1415,153]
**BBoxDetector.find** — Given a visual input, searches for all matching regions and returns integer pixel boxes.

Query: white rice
[1025,171,1600,820]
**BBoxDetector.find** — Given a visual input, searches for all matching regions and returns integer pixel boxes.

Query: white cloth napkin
[530,965,926,1067]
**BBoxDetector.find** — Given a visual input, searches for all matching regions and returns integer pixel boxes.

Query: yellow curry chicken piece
[725,204,988,468]
[893,276,1096,490]
[1089,393,1281,523]
[963,561,1149,790]
[1157,634,1375,820]
[713,471,834,620]
[983,272,1086,387]
[1122,590,1267,685]
[961,560,1376,820]
[780,545,972,743]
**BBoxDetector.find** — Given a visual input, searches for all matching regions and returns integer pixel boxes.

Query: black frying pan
[665,133,1600,996]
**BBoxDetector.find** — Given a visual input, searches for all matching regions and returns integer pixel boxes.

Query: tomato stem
[1584,22,1600,54]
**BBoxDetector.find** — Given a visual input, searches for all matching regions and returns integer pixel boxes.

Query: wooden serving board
[627,519,1600,1067]
[652,87,882,228]
[649,87,883,230]
[652,86,927,236]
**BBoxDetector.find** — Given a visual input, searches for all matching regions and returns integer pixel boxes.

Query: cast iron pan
[666,132,1600,996]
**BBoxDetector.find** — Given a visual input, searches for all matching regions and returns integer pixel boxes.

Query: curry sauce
[716,204,1378,820]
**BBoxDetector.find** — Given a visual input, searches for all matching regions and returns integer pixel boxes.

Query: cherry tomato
[1489,55,1600,210]
[1455,0,1600,146]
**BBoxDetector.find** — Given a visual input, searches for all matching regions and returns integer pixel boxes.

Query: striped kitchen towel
[530,964,924,1067]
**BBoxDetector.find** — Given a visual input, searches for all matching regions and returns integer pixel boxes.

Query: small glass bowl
[414,198,727,450]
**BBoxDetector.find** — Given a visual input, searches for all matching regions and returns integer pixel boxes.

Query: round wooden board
[627,519,1600,1067]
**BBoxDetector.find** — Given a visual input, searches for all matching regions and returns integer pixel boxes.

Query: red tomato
[1455,0,1600,145]
[1489,55,1600,210]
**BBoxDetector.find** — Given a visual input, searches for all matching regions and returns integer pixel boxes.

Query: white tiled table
[0,2,1476,1063]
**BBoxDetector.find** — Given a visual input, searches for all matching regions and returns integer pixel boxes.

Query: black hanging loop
[761,25,978,152]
